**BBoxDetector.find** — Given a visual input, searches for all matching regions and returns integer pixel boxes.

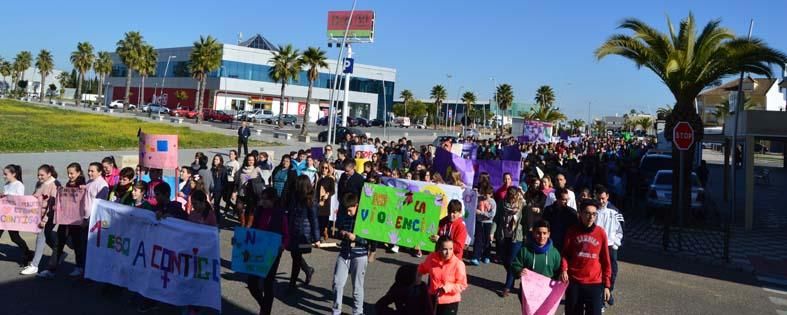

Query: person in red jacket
[431,200,468,260]
[418,235,468,315]
[560,199,611,315]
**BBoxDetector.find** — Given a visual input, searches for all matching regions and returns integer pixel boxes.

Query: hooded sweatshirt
[511,239,562,279]
[417,252,468,305]
[560,224,612,287]
[437,217,468,259]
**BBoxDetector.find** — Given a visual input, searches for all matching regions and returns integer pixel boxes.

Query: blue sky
[1,0,785,120]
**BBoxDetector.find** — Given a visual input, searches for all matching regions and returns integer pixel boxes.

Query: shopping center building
[106,34,396,122]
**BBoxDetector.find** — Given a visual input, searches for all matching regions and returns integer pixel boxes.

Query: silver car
[646,170,705,211]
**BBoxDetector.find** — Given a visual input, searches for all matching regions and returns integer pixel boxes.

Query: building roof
[239,34,278,51]
[699,76,776,97]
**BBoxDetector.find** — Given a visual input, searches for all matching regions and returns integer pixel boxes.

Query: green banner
[355,184,441,252]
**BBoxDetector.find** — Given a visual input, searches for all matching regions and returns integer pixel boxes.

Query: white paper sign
[85,200,221,311]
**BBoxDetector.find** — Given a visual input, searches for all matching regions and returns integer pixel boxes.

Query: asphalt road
[0,224,775,315]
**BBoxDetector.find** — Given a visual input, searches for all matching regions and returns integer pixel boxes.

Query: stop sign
[673,121,694,151]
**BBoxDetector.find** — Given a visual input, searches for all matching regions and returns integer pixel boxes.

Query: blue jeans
[472,222,493,260]
[501,238,522,289]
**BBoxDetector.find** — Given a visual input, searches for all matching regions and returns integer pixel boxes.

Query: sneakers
[469,259,481,266]
[69,267,84,277]
[390,245,399,253]
[482,258,491,264]
[37,270,56,279]
[20,265,38,275]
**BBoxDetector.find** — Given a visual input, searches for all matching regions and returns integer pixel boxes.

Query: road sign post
[673,121,694,251]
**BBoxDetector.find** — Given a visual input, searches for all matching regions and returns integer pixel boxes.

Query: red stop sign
[673,121,694,151]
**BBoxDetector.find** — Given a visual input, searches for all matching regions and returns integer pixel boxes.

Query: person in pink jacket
[418,235,468,315]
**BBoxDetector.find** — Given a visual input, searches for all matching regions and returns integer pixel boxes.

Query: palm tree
[70,42,95,107]
[523,105,567,123]
[568,119,585,133]
[461,91,476,125]
[268,44,300,128]
[298,47,328,136]
[495,84,514,133]
[35,50,54,100]
[712,96,757,124]
[94,51,113,105]
[400,89,414,117]
[189,35,223,123]
[137,45,158,110]
[430,85,447,128]
[656,105,673,120]
[593,120,607,135]
[13,51,32,93]
[534,85,556,108]
[596,13,787,217]
[636,116,655,134]
[0,60,11,92]
[116,31,145,110]
[56,72,70,97]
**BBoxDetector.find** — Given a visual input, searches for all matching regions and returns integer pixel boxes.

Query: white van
[394,117,411,128]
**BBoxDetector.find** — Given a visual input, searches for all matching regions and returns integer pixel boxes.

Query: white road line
[770,296,787,307]
[765,288,787,296]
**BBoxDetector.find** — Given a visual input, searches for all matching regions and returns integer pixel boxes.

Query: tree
[47,84,57,102]
[0,60,11,92]
[56,72,70,97]
[568,119,585,134]
[596,12,787,222]
[268,44,300,128]
[299,47,328,136]
[711,96,757,125]
[116,31,145,111]
[430,85,447,128]
[495,83,514,133]
[13,51,32,94]
[408,100,428,122]
[523,105,567,123]
[175,90,189,106]
[461,91,476,125]
[70,42,95,107]
[593,120,606,135]
[189,35,223,123]
[534,85,556,108]
[35,50,54,100]
[94,51,112,105]
[137,45,158,110]
[399,89,414,117]
[656,105,673,120]
[635,116,655,134]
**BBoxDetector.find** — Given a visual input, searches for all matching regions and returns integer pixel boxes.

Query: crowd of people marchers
[1,124,677,315]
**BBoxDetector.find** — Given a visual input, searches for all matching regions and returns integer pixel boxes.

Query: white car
[144,104,169,114]
[258,109,274,121]
[109,100,136,109]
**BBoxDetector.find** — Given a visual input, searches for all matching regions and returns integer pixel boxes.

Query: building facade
[0,67,65,96]
[696,76,786,126]
[106,34,396,122]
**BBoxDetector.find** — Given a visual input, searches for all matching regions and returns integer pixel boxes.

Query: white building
[0,67,65,96]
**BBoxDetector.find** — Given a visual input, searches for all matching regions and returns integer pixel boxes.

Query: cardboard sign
[55,186,86,225]
[139,132,179,170]
[520,271,568,315]
[0,195,43,233]
[231,228,282,277]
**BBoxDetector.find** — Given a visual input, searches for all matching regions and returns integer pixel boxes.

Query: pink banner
[521,271,568,315]
[139,132,179,170]
[0,195,43,233]
[56,186,86,225]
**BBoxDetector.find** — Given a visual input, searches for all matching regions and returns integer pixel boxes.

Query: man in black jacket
[338,160,364,203]
[237,122,251,156]
[542,188,578,252]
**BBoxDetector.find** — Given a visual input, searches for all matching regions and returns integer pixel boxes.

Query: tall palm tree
[0,60,11,92]
[137,45,158,109]
[430,85,447,128]
[656,105,673,120]
[534,85,555,108]
[70,42,95,107]
[56,72,70,97]
[94,51,113,105]
[568,119,585,133]
[13,51,32,93]
[268,44,300,128]
[596,13,787,217]
[636,116,655,134]
[523,105,567,123]
[712,96,757,124]
[116,31,145,110]
[189,35,222,123]
[495,83,514,133]
[400,89,413,117]
[461,91,476,125]
[35,50,54,100]
[298,47,328,136]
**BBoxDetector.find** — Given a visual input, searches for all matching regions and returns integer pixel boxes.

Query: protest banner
[502,145,522,161]
[0,195,42,233]
[520,271,568,315]
[519,121,554,143]
[355,184,441,251]
[475,160,522,190]
[55,186,86,225]
[310,147,324,161]
[461,143,478,160]
[380,177,477,244]
[352,145,375,159]
[231,228,282,277]
[354,158,369,174]
[86,200,221,311]
[432,148,475,187]
[139,132,178,170]
[450,143,464,157]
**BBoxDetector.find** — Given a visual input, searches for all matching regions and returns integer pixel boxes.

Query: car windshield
[641,157,672,172]
[655,173,701,187]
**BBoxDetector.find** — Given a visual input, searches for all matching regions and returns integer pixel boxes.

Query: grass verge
[0,100,272,153]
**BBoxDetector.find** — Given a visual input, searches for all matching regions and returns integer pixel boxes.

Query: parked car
[203,109,234,123]
[170,106,197,118]
[638,154,673,193]
[108,100,125,109]
[267,114,297,126]
[370,118,384,127]
[234,110,247,120]
[318,126,363,142]
[646,170,705,214]
[257,109,274,121]
[352,117,371,127]
[145,104,169,114]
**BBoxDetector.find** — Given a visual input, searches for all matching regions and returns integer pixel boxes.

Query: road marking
[770,296,787,307]
[765,288,787,296]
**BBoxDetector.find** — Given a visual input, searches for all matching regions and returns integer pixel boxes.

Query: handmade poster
[519,121,554,143]
[55,186,87,225]
[139,132,179,170]
[432,148,476,187]
[380,177,477,244]
[86,200,221,311]
[355,184,441,251]
[231,228,282,277]
[386,154,402,170]
[310,147,325,161]
[354,158,369,174]
[520,271,568,315]
[352,145,375,159]
[461,143,478,160]
[0,195,42,233]
[475,160,522,190]
[121,155,140,169]
[450,143,464,157]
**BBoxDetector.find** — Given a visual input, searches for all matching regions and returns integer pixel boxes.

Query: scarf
[239,165,258,184]
[528,238,552,255]
[502,201,520,236]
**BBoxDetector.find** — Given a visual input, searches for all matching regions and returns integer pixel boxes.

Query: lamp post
[454,85,464,134]
[375,72,387,140]
[151,55,175,117]
[444,74,452,134]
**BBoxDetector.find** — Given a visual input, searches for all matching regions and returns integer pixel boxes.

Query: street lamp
[375,72,387,140]
[454,85,464,134]
[444,74,452,134]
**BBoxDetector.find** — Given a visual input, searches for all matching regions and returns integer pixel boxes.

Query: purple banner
[475,160,522,190]
[502,145,522,161]
[432,148,476,187]
[461,143,478,160]
[310,147,324,161]
[519,120,554,143]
